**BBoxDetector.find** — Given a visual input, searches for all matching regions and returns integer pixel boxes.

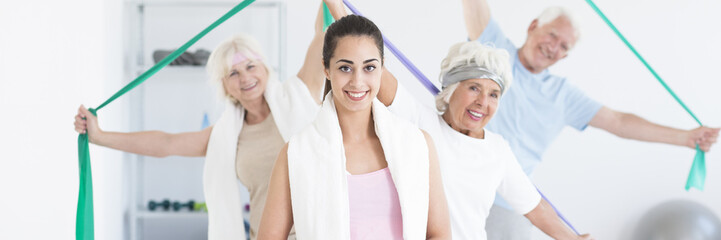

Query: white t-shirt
[387,83,542,240]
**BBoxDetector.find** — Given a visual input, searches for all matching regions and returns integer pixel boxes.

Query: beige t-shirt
[236,114,295,240]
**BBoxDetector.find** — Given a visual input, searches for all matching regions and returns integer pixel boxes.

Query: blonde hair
[206,34,272,104]
[436,42,513,112]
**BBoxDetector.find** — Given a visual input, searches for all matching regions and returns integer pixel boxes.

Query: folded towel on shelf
[152,49,211,66]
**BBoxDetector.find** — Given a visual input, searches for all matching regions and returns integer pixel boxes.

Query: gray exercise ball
[633,199,721,240]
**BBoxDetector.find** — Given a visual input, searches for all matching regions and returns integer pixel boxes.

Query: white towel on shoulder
[203,76,319,240]
[287,95,430,239]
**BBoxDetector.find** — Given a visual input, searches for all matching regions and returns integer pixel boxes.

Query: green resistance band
[322,2,335,31]
[76,0,256,239]
[584,0,706,191]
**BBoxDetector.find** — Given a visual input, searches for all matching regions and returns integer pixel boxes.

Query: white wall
[283,0,720,239]
[2,0,719,239]
[0,0,125,239]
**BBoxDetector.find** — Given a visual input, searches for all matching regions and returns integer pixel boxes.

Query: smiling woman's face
[443,78,501,138]
[324,35,383,113]
[223,58,269,104]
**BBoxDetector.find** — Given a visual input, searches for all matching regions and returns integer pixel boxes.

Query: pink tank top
[347,167,404,239]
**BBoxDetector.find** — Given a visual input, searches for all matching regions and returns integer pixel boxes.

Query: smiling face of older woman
[223,57,269,105]
[442,78,501,139]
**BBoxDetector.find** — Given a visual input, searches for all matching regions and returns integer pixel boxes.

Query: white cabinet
[123,1,285,239]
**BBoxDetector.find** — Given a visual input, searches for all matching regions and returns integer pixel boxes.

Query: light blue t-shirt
[478,18,603,209]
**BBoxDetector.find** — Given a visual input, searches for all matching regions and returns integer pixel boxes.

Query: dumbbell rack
[123,0,286,239]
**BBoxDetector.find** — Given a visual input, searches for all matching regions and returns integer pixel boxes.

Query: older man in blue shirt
[461,0,720,239]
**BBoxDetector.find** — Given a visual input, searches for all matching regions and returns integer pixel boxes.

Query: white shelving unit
[123,1,285,239]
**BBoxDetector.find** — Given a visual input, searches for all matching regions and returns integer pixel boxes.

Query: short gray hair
[435,82,459,112]
[537,6,581,41]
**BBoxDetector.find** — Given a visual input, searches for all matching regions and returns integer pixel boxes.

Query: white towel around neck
[287,95,430,239]
[203,76,319,240]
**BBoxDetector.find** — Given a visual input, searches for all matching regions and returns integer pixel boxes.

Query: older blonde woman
[377,41,593,240]
[72,5,329,240]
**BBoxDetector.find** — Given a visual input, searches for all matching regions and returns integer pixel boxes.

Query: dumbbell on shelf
[148,199,171,211]
[172,200,196,211]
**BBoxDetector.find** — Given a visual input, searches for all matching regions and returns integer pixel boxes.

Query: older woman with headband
[376,41,594,240]
[257,14,450,240]
[72,5,330,240]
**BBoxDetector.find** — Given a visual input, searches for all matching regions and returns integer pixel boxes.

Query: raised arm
[524,200,594,240]
[377,68,400,107]
[462,0,491,41]
[589,106,719,152]
[257,143,294,240]
[74,105,211,157]
[322,0,348,20]
[296,3,328,104]
[423,131,452,239]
